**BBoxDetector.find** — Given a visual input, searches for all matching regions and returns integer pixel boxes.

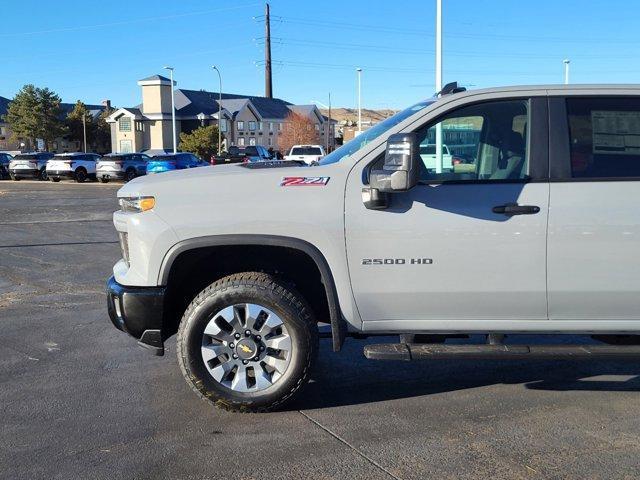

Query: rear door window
[567,97,640,178]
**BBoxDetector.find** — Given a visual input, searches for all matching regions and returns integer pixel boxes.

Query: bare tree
[279,111,319,155]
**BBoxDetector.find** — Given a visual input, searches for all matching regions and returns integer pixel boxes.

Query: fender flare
[158,234,346,351]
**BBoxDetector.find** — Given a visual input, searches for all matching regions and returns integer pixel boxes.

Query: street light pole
[356,68,362,135]
[212,65,223,155]
[563,59,570,84]
[164,66,177,154]
[435,0,443,174]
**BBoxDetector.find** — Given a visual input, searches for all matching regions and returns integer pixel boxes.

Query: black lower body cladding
[106,276,166,354]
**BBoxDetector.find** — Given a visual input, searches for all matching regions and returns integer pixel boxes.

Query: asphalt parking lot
[2,180,640,480]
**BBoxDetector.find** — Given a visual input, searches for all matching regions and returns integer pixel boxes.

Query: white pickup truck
[106,83,640,412]
[284,144,326,165]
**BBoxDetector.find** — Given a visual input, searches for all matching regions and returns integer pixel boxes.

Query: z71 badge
[281,176,330,187]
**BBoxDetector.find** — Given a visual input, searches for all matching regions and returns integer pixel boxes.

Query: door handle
[492,203,540,216]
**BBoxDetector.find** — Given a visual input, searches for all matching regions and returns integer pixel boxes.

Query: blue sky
[2,0,640,110]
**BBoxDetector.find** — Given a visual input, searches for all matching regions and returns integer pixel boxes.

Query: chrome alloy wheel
[201,304,293,392]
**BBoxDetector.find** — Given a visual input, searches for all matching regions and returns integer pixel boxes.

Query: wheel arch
[160,235,346,351]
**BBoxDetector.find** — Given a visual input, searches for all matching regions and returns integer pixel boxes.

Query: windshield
[291,147,322,156]
[319,99,435,166]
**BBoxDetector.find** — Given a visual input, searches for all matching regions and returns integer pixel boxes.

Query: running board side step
[364,343,640,361]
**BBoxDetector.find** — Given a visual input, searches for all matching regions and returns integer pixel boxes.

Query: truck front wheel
[176,272,318,412]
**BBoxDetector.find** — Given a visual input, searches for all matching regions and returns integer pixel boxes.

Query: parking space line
[0,240,118,249]
[298,410,402,480]
[0,219,112,225]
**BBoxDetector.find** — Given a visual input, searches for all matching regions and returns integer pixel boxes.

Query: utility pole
[82,113,87,153]
[164,66,177,154]
[435,0,443,174]
[328,92,332,152]
[356,68,362,135]
[563,59,570,84]
[265,3,273,98]
[212,65,223,155]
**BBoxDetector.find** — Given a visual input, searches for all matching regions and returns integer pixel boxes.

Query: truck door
[547,96,640,323]
[345,98,550,330]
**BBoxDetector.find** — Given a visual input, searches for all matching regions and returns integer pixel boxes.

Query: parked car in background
[146,152,207,175]
[0,152,13,179]
[46,152,100,183]
[8,152,54,181]
[284,144,326,165]
[210,146,250,165]
[97,153,150,183]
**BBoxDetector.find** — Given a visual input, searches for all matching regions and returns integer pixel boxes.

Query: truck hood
[116,161,341,200]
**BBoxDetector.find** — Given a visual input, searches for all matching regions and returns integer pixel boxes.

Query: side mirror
[370,133,420,193]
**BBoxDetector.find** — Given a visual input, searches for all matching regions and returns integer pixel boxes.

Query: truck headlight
[118,196,155,213]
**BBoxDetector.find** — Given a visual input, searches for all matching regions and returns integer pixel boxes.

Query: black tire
[99,177,110,183]
[10,173,19,181]
[125,169,137,182]
[50,177,61,182]
[39,168,48,181]
[75,168,87,183]
[177,272,318,412]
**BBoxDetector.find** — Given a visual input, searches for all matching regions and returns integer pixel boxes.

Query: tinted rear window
[567,97,640,179]
[15,154,39,160]
[101,156,125,161]
[291,147,322,156]
[152,155,176,161]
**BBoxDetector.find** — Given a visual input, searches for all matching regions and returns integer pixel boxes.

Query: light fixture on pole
[563,59,570,84]
[212,66,223,155]
[434,0,443,174]
[356,68,362,135]
[163,66,177,154]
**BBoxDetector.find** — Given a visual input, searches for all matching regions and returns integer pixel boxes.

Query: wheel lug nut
[232,354,238,359]
[256,335,261,340]
[245,330,251,336]
[253,357,260,362]
[242,360,248,365]
[234,333,241,339]
[229,343,235,348]
[259,346,265,351]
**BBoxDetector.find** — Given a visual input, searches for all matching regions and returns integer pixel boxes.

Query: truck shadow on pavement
[286,337,640,411]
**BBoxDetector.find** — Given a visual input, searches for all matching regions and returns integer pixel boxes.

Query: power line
[0,3,261,37]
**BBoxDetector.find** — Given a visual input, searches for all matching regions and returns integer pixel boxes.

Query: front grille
[118,232,130,267]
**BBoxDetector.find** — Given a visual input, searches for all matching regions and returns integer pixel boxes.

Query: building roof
[0,96,10,117]
[0,95,105,120]
[175,89,294,119]
[139,74,171,82]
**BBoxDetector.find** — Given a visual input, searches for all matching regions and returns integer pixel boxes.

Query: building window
[135,121,144,132]
[277,123,282,131]
[315,124,320,131]
[249,121,256,131]
[237,121,244,131]
[219,119,227,132]
[0,126,5,136]
[238,137,245,146]
[258,121,264,131]
[269,122,274,132]
[268,137,272,146]
[119,117,132,132]
[249,137,256,146]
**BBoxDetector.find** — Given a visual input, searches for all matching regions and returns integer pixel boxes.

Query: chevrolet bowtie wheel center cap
[235,338,258,360]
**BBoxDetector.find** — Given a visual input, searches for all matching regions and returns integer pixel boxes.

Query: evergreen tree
[4,85,65,151]
[179,125,220,159]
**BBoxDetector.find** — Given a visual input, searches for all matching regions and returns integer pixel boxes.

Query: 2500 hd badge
[362,258,433,265]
